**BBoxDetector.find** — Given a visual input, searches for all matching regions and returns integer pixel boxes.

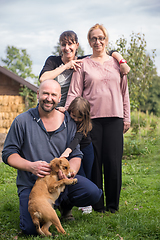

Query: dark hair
[59,30,78,44]
[68,96,92,137]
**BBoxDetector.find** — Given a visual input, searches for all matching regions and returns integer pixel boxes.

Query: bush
[123,111,160,158]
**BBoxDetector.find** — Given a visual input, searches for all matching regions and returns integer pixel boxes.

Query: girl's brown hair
[68,96,92,137]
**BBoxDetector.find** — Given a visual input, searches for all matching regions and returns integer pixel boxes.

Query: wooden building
[0,66,38,133]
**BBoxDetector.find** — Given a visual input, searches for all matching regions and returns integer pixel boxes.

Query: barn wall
[0,72,21,95]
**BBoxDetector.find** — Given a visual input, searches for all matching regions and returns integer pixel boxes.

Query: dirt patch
[0,133,7,162]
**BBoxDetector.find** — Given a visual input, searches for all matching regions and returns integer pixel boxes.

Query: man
[2,80,102,235]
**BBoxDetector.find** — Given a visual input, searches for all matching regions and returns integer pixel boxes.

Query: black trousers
[90,117,123,211]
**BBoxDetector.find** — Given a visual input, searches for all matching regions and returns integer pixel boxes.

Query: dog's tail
[32,212,46,236]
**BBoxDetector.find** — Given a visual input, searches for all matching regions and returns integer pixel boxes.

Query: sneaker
[79,206,92,214]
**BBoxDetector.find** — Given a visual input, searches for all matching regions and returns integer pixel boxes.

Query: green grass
[1,146,160,240]
[0,112,160,239]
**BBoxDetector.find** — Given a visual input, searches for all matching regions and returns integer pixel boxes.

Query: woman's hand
[65,59,82,71]
[57,106,66,113]
[123,122,130,134]
[120,63,130,75]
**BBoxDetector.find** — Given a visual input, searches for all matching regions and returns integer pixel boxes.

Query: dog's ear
[50,158,62,172]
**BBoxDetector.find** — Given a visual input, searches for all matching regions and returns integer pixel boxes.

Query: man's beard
[39,99,58,113]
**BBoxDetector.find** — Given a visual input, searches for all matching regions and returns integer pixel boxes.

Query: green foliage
[109,32,157,111]
[123,111,159,157]
[1,46,37,80]
[1,46,38,110]
[140,75,160,116]
[19,86,37,110]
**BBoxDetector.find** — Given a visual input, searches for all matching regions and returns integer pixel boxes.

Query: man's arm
[7,153,51,178]
[69,157,81,175]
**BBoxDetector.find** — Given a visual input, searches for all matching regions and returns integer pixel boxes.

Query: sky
[0,0,160,83]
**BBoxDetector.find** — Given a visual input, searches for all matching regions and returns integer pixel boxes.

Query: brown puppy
[28,157,77,236]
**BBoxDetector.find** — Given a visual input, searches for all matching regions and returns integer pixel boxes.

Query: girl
[60,96,93,214]
[61,96,93,180]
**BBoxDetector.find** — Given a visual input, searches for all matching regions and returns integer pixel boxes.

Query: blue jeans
[78,143,94,180]
[19,175,102,235]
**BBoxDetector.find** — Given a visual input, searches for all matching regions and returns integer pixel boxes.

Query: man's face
[38,81,61,113]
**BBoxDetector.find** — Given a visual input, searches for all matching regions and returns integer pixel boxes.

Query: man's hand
[58,169,76,180]
[58,169,68,179]
[30,161,51,178]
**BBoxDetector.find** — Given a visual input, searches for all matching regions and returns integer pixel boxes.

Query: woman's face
[89,28,107,53]
[60,39,79,61]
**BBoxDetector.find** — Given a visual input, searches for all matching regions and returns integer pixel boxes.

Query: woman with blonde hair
[65,23,131,213]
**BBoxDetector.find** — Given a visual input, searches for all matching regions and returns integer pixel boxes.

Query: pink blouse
[65,56,130,122]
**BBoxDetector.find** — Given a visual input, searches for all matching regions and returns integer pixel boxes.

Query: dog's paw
[72,178,78,184]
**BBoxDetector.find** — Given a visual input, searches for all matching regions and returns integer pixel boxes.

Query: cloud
[0,0,160,76]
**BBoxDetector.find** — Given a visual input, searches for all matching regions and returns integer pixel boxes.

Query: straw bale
[14,112,19,118]
[0,95,25,133]
[0,113,3,120]
[2,95,10,106]
[14,96,21,105]
[18,104,25,113]
[0,128,7,133]
[11,104,19,112]
[18,96,24,104]
[3,112,9,119]
[2,106,11,112]
[3,120,10,128]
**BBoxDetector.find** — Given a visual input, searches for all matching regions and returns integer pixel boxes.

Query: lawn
[0,112,160,239]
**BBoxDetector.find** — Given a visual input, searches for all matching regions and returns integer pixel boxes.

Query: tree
[109,32,157,110]
[140,75,160,116]
[52,42,85,57]
[1,46,38,81]
[1,46,38,110]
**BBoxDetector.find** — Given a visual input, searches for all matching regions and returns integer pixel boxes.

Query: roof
[0,66,38,93]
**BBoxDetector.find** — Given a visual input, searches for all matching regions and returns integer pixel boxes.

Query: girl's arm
[111,51,130,75]
[60,132,83,158]
[60,148,72,158]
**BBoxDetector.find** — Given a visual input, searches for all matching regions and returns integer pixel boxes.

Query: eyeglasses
[90,36,106,43]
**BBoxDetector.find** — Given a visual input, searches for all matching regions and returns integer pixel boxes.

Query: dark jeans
[19,175,102,235]
[78,142,94,180]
